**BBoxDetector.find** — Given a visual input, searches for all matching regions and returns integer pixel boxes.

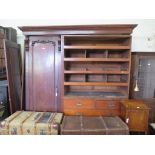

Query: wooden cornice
[18,24,137,36]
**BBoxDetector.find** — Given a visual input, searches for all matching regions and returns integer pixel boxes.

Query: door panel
[26,36,60,112]
[127,110,147,131]
[4,40,21,114]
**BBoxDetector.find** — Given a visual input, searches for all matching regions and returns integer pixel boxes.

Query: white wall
[1,19,155,52]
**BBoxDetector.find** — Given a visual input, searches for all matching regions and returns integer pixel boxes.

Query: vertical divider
[85,49,87,58]
[105,49,108,82]
[85,49,87,82]
[105,49,108,58]
[105,74,108,83]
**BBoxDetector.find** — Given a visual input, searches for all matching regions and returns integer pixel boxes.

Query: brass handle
[126,118,129,124]
[76,102,82,106]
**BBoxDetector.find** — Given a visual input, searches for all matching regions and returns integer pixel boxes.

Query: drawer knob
[137,106,140,109]
[76,103,82,106]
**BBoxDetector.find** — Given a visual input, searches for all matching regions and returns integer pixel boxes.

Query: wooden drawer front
[126,110,149,132]
[95,100,120,109]
[64,99,95,109]
[64,109,120,116]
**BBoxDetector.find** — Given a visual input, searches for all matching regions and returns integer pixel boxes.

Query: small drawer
[101,109,120,116]
[64,109,85,116]
[64,99,95,109]
[95,100,120,109]
[64,109,103,116]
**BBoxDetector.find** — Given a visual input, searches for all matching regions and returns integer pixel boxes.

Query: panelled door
[25,36,61,112]
[4,40,21,114]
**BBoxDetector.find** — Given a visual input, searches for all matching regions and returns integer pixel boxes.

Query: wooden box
[0,111,63,135]
[61,116,129,135]
[102,116,129,135]
[61,116,107,135]
[120,100,150,134]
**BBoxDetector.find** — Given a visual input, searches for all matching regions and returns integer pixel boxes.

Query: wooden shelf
[63,33,133,99]
[64,82,128,86]
[64,58,130,62]
[64,70,129,74]
[64,92,127,98]
[64,45,130,50]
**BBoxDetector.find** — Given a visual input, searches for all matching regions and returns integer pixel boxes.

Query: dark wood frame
[19,25,137,115]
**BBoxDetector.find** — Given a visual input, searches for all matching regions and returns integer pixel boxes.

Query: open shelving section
[63,35,131,99]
